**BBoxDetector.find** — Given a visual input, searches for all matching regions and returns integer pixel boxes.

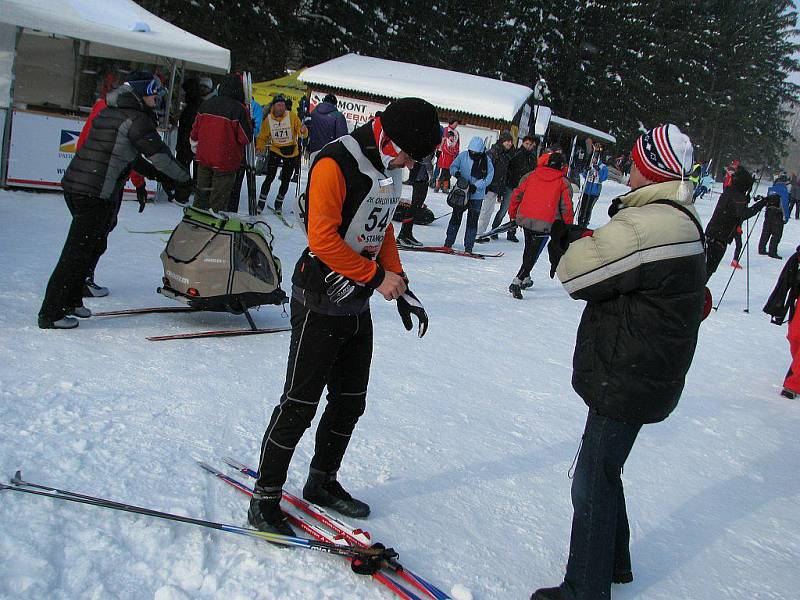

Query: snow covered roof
[299,54,533,122]
[550,115,616,144]
[0,0,230,73]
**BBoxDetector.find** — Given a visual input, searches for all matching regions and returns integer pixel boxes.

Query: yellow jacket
[256,109,307,157]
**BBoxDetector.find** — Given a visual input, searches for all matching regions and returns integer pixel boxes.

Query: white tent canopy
[0,0,230,73]
[299,54,533,122]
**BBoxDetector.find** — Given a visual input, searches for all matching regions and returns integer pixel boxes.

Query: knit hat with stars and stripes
[632,124,693,183]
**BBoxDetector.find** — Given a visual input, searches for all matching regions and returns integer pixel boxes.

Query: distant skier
[443,136,494,253]
[256,94,308,214]
[704,166,766,280]
[307,93,348,153]
[500,135,538,242]
[248,98,438,535]
[397,154,435,247]
[759,174,791,259]
[533,125,706,600]
[434,121,460,192]
[790,172,800,220]
[764,245,800,398]
[190,74,253,212]
[507,149,573,298]
[477,131,514,238]
[576,151,608,227]
[39,73,192,329]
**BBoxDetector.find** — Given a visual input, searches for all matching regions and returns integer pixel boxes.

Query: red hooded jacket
[509,154,574,233]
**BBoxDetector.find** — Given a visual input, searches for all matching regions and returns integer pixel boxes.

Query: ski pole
[431,210,452,222]
[1,472,396,572]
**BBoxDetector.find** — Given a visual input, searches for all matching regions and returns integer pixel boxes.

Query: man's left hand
[397,289,428,338]
[548,220,590,278]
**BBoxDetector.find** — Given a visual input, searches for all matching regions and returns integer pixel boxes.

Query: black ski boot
[248,488,295,537]
[509,282,523,299]
[303,470,370,518]
[531,586,567,600]
[520,277,533,290]
[273,195,285,214]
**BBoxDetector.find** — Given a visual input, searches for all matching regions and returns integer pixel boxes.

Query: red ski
[398,245,503,259]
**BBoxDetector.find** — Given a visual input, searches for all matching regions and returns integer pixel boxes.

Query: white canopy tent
[0,0,230,77]
[0,0,230,189]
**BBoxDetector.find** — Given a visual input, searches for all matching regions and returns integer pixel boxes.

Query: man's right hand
[377,271,407,301]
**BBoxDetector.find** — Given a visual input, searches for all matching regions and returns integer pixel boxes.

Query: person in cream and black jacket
[533,124,707,600]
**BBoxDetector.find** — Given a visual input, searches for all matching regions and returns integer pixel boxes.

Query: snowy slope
[1,176,799,600]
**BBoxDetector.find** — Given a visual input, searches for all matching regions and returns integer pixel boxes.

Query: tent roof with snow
[298,54,533,122]
[0,0,230,73]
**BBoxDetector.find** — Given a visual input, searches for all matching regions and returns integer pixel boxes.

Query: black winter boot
[612,570,634,584]
[248,488,295,537]
[530,586,567,600]
[303,470,370,518]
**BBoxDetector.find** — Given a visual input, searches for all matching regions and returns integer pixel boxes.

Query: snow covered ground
[1,175,798,600]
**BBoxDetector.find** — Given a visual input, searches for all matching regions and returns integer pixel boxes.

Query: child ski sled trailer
[95,207,289,341]
[158,206,287,312]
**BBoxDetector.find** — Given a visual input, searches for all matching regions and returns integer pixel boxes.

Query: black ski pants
[39,194,115,321]
[516,229,549,281]
[577,194,600,227]
[86,190,123,281]
[400,180,429,238]
[259,151,296,206]
[704,237,728,282]
[255,299,373,492]
[759,219,784,256]
[226,165,246,213]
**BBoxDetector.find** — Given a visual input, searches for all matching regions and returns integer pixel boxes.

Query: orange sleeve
[376,222,403,274]
[307,158,382,285]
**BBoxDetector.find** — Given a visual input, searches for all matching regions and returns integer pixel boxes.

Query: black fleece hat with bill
[381,97,442,161]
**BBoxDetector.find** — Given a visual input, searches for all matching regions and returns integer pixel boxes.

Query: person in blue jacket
[307,94,349,153]
[768,172,792,222]
[577,152,608,226]
[443,136,494,253]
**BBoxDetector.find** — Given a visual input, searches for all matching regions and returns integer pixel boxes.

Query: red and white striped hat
[632,124,693,183]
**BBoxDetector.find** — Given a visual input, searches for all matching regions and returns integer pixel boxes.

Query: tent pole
[163,59,178,130]
[0,27,22,187]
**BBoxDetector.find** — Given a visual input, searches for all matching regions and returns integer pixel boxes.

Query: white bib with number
[267,113,294,146]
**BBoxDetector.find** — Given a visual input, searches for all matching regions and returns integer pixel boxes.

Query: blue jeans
[444,197,482,252]
[561,410,642,600]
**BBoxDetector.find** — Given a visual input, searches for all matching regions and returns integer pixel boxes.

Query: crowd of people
[32,67,800,600]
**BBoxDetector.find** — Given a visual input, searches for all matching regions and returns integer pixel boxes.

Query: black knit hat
[381,98,441,162]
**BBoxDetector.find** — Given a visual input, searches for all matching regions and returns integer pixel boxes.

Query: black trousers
[733,231,743,262]
[259,151,296,204]
[577,194,600,227]
[86,191,123,280]
[705,238,728,281]
[255,299,373,491]
[226,166,246,213]
[759,219,784,255]
[516,229,549,280]
[400,180,429,237]
[39,194,115,321]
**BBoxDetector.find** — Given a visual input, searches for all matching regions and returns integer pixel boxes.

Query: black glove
[397,289,428,338]
[324,271,358,306]
[173,180,193,205]
[468,183,477,195]
[548,220,589,278]
[608,198,625,218]
[135,185,148,213]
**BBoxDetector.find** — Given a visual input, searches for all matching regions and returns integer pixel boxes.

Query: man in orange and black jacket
[249,98,441,536]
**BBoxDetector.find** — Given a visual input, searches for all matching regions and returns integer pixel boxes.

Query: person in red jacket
[434,121,460,192]
[76,83,149,298]
[508,150,574,298]
[190,74,253,211]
